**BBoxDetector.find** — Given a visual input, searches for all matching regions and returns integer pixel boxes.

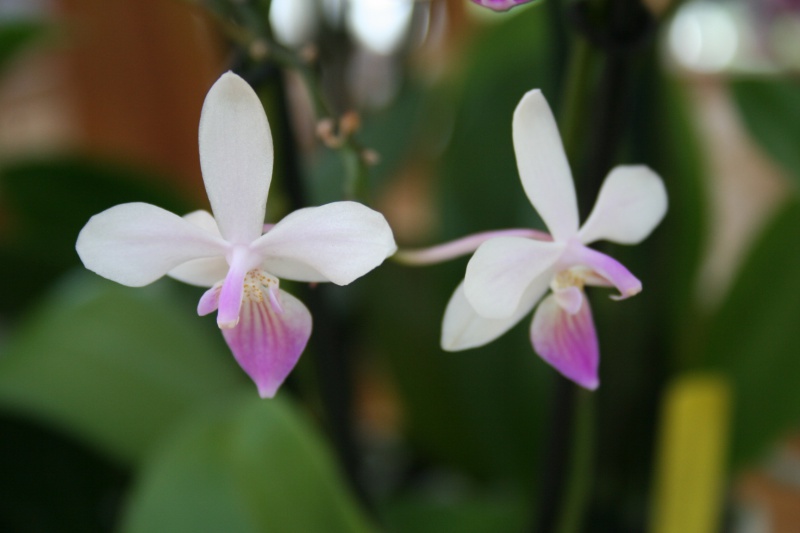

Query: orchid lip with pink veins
[429,89,667,389]
[76,72,396,398]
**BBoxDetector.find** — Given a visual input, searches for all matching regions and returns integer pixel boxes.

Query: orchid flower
[76,72,396,398]
[397,90,667,390]
[470,0,537,12]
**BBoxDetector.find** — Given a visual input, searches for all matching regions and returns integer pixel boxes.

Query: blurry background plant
[0,0,798,532]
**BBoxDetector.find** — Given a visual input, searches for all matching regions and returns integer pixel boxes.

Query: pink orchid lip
[531,293,599,390]
[559,240,642,300]
[223,288,312,398]
[394,228,552,266]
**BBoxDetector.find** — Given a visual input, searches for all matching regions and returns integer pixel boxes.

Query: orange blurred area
[0,0,228,203]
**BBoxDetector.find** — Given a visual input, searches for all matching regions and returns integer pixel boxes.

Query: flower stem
[534,0,652,529]
[554,390,595,533]
[559,36,593,166]
[532,31,598,533]
[271,67,371,509]
[534,377,580,532]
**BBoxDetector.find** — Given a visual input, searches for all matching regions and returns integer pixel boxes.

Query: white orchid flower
[76,72,396,398]
[398,89,667,389]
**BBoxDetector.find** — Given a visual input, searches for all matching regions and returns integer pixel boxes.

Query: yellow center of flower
[551,268,587,291]
[242,270,279,302]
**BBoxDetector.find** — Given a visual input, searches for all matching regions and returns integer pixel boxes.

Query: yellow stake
[650,373,731,533]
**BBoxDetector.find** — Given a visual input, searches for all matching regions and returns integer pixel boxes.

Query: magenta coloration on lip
[222,288,312,399]
[532,294,599,390]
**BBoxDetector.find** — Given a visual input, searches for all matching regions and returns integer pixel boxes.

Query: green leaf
[120,394,375,533]
[438,4,558,236]
[383,492,527,533]
[729,78,800,185]
[0,272,246,464]
[705,199,800,467]
[0,155,192,316]
[0,155,191,259]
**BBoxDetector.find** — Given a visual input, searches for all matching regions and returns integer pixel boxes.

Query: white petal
[168,257,229,287]
[259,258,328,283]
[167,210,228,287]
[252,201,397,285]
[441,277,548,351]
[513,89,579,241]
[578,165,668,245]
[464,236,563,319]
[199,72,273,244]
[182,209,223,237]
[76,202,228,287]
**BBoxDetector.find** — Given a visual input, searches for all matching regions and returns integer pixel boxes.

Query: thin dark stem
[580,0,653,207]
[271,69,370,508]
[533,0,653,531]
[534,377,578,532]
[581,51,629,210]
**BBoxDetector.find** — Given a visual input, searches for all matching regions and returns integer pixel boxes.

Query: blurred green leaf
[0,155,193,316]
[648,77,709,357]
[730,78,800,185]
[0,155,191,259]
[120,394,375,533]
[438,5,558,237]
[0,272,245,464]
[0,19,49,74]
[705,198,800,467]
[383,492,526,533]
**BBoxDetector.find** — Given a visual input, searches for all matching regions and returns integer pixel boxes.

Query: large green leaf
[0,272,246,464]
[729,78,800,185]
[705,198,800,467]
[382,492,527,533]
[0,155,192,316]
[120,394,375,533]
